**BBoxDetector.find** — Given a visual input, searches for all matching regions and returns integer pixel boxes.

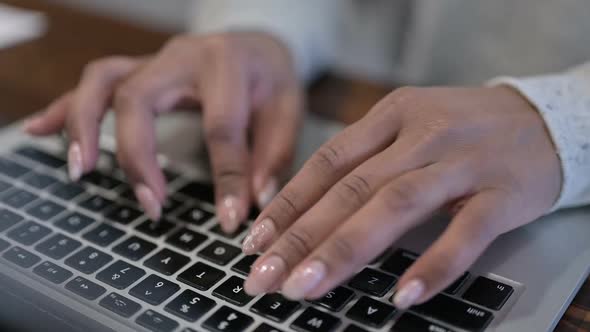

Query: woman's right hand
[24,32,304,233]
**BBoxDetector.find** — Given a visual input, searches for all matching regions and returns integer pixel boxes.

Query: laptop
[0,113,588,332]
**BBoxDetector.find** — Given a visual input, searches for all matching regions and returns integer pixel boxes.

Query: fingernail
[392,279,425,310]
[256,177,278,208]
[244,255,286,295]
[219,195,240,233]
[281,260,327,300]
[67,142,83,182]
[242,217,276,255]
[135,184,162,221]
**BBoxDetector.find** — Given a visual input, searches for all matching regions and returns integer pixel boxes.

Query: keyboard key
[50,182,85,200]
[462,276,514,310]
[166,228,208,252]
[112,236,157,261]
[1,188,38,208]
[0,208,24,232]
[35,233,81,259]
[444,272,470,295]
[96,260,146,290]
[412,294,493,332]
[177,181,214,203]
[22,172,59,189]
[198,240,241,266]
[0,179,9,193]
[54,212,94,233]
[82,223,125,246]
[66,276,106,300]
[392,312,456,332]
[202,305,254,332]
[177,261,225,291]
[253,324,284,332]
[105,205,143,225]
[164,169,180,182]
[130,274,180,305]
[99,292,141,318]
[81,171,123,190]
[346,296,395,328]
[26,200,66,221]
[0,238,10,251]
[0,157,30,178]
[136,219,176,237]
[349,268,396,297]
[213,276,253,306]
[33,261,73,284]
[144,248,190,275]
[7,221,51,245]
[14,146,65,168]
[165,289,215,322]
[231,254,259,276]
[343,325,369,332]
[177,206,214,225]
[65,247,112,274]
[79,195,114,213]
[380,249,418,276]
[2,246,41,268]
[136,310,179,332]
[251,293,301,322]
[291,307,340,332]
[312,286,354,312]
[162,197,183,215]
[209,223,247,239]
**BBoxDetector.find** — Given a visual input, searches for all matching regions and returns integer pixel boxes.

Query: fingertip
[135,184,162,221]
[256,176,278,209]
[217,195,246,234]
[67,142,84,182]
[392,278,425,310]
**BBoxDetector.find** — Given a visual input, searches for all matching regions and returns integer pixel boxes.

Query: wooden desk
[0,1,588,331]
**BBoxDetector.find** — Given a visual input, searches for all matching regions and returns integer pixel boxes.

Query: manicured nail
[392,279,425,309]
[244,255,286,295]
[67,142,83,182]
[219,195,240,233]
[242,217,276,255]
[281,260,327,300]
[135,184,162,221]
[256,177,278,208]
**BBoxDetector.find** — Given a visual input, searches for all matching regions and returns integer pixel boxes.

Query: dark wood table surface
[0,1,588,331]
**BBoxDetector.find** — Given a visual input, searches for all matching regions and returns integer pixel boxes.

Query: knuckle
[114,80,150,108]
[385,86,420,107]
[163,35,196,52]
[272,190,301,222]
[309,144,342,175]
[282,228,314,259]
[201,34,238,59]
[324,235,357,264]
[334,174,373,207]
[381,178,421,213]
[204,121,238,145]
[83,56,130,80]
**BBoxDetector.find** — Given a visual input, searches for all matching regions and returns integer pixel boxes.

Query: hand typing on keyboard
[22,32,303,233]
[242,86,562,310]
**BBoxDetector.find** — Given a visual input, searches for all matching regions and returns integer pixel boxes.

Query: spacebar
[411,294,493,332]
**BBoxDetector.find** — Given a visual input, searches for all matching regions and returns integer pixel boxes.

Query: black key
[166,228,208,251]
[231,254,259,276]
[343,325,369,332]
[210,223,248,239]
[79,195,114,213]
[65,246,112,274]
[198,240,241,266]
[14,146,65,168]
[26,199,66,221]
[248,207,260,221]
[33,261,73,284]
[253,324,284,332]
[81,171,123,190]
[392,313,456,332]
[136,310,179,332]
[112,236,157,261]
[177,206,214,225]
[165,289,215,322]
[96,260,146,289]
[66,276,106,300]
[2,246,41,268]
[346,296,395,328]
[202,306,254,332]
[0,179,10,193]
[0,238,10,251]
[99,292,141,318]
[177,181,214,203]
[312,286,354,311]
[349,268,396,297]
[0,157,30,178]
[251,293,301,322]
[22,172,59,189]
[82,223,125,246]
[444,272,470,295]
[35,233,81,259]
[1,188,38,208]
[105,205,143,225]
[291,307,340,332]
[0,208,23,232]
[213,276,253,306]
[130,274,180,305]
[144,248,190,276]
[162,197,183,215]
[7,221,51,245]
[164,169,180,182]
[177,261,226,291]
[119,187,136,202]
[380,249,418,276]
[54,212,94,234]
[136,219,176,237]
[50,182,85,200]
[462,276,514,310]
[412,294,493,332]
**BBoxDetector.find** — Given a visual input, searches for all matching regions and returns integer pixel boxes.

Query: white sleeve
[189,0,342,82]
[489,62,590,211]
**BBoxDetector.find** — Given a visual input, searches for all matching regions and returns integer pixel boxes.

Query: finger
[24,92,73,135]
[392,190,506,309]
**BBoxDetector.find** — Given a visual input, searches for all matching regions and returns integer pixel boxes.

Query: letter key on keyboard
[349,268,396,297]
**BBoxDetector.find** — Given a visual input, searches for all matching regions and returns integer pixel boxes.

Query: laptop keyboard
[0,144,518,332]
